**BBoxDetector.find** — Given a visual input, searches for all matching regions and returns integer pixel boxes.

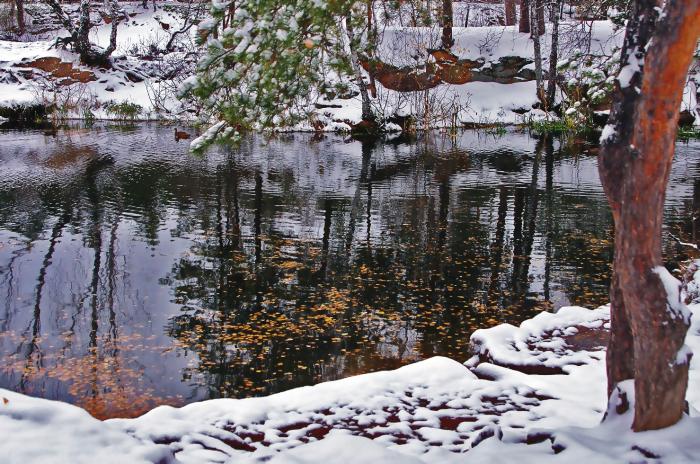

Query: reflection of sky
[0,125,698,416]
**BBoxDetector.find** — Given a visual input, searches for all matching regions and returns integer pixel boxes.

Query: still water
[0,125,698,419]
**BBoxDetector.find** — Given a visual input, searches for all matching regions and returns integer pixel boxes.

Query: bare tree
[504,0,516,26]
[599,0,700,431]
[531,0,544,103]
[546,0,562,108]
[346,12,374,123]
[165,0,206,51]
[519,0,530,33]
[45,0,121,65]
[441,0,454,49]
[15,0,25,35]
[534,0,545,36]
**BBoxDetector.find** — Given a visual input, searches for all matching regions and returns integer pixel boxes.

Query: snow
[618,48,642,89]
[1,294,699,462]
[653,265,692,324]
[467,305,609,373]
[0,388,173,464]
[2,8,697,130]
[0,3,197,118]
[599,123,617,144]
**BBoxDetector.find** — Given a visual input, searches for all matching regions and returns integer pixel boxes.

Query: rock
[679,110,696,127]
[351,119,379,135]
[387,114,415,132]
[18,57,96,83]
[124,71,144,83]
[361,55,534,92]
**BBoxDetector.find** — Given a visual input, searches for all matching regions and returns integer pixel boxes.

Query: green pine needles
[182,0,357,150]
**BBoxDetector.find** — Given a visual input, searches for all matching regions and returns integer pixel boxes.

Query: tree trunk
[367,0,377,97]
[546,0,561,108]
[346,14,374,122]
[15,0,25,35]
[519,0,530,33]
[504,0,516,26]
[531,0,544,103]
[102,0,120,57]
[76,0,92,62]
[44,0,119,65]
[441,0,454,49]
[599,0,700,431]
[535,0,545,36]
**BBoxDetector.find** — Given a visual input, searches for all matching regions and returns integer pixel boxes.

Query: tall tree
[599,0,700,431]
[346,8,374,123]
[546,0,562,108]
[441,0,454,49]
[15,0,25,35]
[531,0,544,103]
[504,0,516,26]
[44,0,121,64]
[534,0,545,36]
[519,0,530,33]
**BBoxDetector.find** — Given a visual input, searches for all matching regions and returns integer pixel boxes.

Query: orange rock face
[18,57,97,85]
[361,55,532,92]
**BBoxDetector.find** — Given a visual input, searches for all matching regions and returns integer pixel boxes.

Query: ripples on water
[0,124,698,418]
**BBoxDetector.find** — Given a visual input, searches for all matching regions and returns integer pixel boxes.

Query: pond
[0,125,698,419]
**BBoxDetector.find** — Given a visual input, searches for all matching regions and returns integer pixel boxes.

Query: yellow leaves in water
[0,332,183,420]
[279,260,304,271]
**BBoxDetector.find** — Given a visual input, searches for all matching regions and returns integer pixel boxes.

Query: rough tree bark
[15,0,25,35]
[534,0,545,36]
[441,0,454,49]
[599,0,700,431]
[346,13,374,123]
[519,0,530,33]
[44,0,120,65]
[504,0,516,26]
[531,0,544,103]
[367,0,377,98]
[546,0,561,108]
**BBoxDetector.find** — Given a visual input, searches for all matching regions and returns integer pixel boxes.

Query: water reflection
[0,125,698,418]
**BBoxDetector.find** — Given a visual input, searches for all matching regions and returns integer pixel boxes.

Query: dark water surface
[1,125,698,418]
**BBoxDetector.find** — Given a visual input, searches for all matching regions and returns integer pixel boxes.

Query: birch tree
[546,0,561,108]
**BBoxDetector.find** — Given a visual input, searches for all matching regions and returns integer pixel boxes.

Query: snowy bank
[1,298,699,463]
[2,5,698,129]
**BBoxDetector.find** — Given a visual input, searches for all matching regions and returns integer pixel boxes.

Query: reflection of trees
[19,200,72,392]
[0,150,184,418]
[167,136,620,398]
[2,128,674,408]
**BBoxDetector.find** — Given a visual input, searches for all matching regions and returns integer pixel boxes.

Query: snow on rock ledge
[466,305,610,375]
[0,388,174,464]
[1,304,699,463]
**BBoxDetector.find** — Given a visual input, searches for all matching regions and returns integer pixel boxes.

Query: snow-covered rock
[1,299,699,463]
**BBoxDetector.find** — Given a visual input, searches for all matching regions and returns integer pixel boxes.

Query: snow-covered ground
[2,277,700,462]
[0,2,197,119]
[2,3,698,130]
